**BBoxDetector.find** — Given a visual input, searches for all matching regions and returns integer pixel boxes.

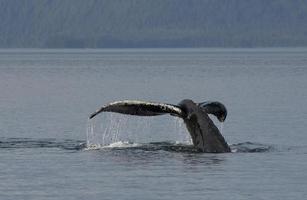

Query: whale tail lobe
[89,100,184,119]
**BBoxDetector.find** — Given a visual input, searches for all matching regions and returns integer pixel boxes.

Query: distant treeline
[1,0,307,48]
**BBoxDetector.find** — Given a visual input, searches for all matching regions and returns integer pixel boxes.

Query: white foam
[84,141,139,150]
[231,148,238,153]
[106,141,140,148]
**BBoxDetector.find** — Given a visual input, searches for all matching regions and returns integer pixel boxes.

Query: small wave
[230,142,273,153]
[86,141,199,153]
[0,138,86,150]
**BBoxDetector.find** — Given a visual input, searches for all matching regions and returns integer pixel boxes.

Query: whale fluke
[89,99,230,153]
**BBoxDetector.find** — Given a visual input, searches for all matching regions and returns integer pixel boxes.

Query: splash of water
[86,114,192,148]
[220,122,224,135]
[208,114,224,134]
[86,118,95,146]
[172,117,192,144]
[87,113,150,148]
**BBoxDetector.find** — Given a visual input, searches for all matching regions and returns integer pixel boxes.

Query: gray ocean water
[0,48,306,199]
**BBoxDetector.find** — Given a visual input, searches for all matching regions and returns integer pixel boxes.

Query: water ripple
[0,138,278,153]
[0,138,86,150]
[230,142,273,153]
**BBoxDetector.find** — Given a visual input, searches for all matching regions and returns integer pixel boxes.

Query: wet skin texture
[178,99,230,153]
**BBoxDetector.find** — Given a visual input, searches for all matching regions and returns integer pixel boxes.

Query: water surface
[0,48,306,199]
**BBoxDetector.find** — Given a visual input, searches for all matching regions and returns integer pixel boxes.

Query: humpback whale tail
[89,99,230,153]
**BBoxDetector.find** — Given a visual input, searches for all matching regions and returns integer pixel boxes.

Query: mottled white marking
[106,100,183,115]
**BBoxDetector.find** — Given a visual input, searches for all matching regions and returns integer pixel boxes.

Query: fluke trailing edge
[89,99,230,153]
